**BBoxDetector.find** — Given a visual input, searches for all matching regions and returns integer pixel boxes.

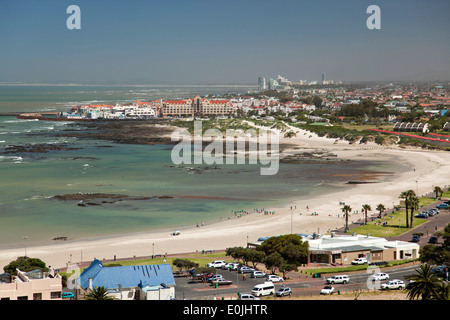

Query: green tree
[172,258,198,272]
[257,234,309,266]
[279,262,298,279]
[226,247,246,263]
[3,256,47,274]
[406,264,442,300]
[433,282,450,300]
[400,190,415,228]
[409,196,420,229]
[341,205,352,232]
[361,204,371,224]
[85,286,113,300]
[434,186,443,200]
[263,252,284,275]
[244,249,266,269]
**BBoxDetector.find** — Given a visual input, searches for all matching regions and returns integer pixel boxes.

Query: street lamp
[23,236,28,257]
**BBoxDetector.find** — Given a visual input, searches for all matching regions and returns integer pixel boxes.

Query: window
[17,296,28,300]
[51,291,62,299]
[33,293,42,300]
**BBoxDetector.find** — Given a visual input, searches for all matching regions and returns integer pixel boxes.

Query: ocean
[0,85,398,248]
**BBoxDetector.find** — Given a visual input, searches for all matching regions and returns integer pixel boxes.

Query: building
[248,233,420,266]
[307,233,420,265]
[0,268,63,300]
[393,122,428,133]
[258,77,266,91]
[78,259,176,300]
[161,95,234,118]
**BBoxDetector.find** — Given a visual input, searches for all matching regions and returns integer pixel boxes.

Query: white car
[207,260,226,268]
[320,286,335,295]
[239,293,260,300]
[371,273,389,281]
[266,275,284,282]
[325,275,349,284]
[381,279,405,290]
[351,257,368,265]
[207,274,224,282]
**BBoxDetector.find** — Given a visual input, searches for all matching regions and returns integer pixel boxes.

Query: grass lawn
[350,209,428,238]
[350,197,440,238]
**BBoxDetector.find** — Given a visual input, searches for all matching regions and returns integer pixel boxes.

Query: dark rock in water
[2,143,81,154]
[347,181,378,184]
[54,193,129,201]
[54,192,174,207]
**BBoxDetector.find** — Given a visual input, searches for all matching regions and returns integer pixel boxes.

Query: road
[173,264,421,300]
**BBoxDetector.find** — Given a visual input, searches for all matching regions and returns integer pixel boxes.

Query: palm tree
[376,203,385,219]
[85,286,113,300]
[434,186,443,200]
[341,205,352,232]
[409,196,420,229]
[406,264,442,300]
[433,282,450,300]
[361,204,371,224]
[400,190,415,228]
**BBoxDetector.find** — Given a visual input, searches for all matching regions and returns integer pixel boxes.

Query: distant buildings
[258,77,266,91]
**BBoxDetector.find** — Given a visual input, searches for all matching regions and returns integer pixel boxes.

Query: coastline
[0,122,449,271]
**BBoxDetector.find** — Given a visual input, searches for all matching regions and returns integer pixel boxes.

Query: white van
[251,281,275,297]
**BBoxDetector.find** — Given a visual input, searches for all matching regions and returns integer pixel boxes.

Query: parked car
[207,260,226,268]
[325,275,349,284]
[411,234,420,242]
[428,209,439,216]
[207,274,224,282]
[320,286,335,295]
[239,293,260,300]
[251,271,266,278]
[62,292,74,299]
[222,262,239,270]
[436,203,449,209]
[275,286,292,297]
[211,278,232,286]
[381,279,405,290]
[266,275,284,282]
[428,236,438,244]
[371,273,389,281]
[414,212,428,219]
[351,257,368,265]
[238,266,255,274]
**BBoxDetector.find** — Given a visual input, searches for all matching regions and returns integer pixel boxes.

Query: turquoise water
[0,86,399,248]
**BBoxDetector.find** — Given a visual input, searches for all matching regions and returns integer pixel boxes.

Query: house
[0,268,63,300]
[78,259,176,300]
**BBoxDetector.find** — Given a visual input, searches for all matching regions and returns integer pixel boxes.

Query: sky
[0,0,449,84]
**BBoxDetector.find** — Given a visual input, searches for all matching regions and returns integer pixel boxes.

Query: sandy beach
[1,122,449,271]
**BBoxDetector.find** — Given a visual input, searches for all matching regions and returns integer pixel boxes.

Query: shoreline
[1,121,449,271]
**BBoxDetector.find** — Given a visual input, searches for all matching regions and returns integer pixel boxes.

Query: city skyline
[1,0,450,85]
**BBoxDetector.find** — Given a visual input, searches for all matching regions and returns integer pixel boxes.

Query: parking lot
[172,263,421,300]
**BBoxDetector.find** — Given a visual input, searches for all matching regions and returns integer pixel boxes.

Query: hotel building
[161,95,235,117]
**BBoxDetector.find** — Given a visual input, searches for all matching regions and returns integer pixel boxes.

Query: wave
[2,119,39,123]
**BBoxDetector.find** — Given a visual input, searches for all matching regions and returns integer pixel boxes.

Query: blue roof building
[79,259,176,300]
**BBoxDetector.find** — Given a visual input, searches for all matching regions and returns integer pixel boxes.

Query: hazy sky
[1,0,449,84]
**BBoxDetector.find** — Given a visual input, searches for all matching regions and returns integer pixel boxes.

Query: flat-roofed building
[0,268,63,300]
[162,95,234,117]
